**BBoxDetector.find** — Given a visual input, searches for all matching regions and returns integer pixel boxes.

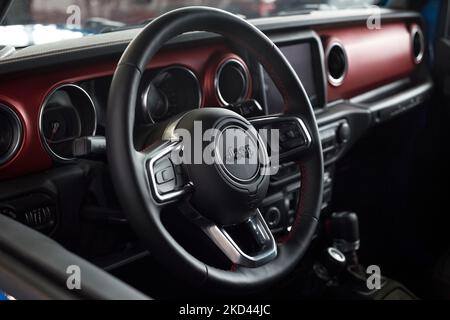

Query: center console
[258,30,354,233]
[259,119,351,233]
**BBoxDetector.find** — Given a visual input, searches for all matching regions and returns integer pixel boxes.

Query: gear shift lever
[323,212,416,299]
[327,212,360,266]
[326,212,368,289]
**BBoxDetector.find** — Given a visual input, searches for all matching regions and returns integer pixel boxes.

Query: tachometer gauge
[141,66,202,122]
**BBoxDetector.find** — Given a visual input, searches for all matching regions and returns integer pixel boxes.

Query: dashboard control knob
[337,122,351,144]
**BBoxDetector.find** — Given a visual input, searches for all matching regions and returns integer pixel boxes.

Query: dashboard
[0,9,434,237]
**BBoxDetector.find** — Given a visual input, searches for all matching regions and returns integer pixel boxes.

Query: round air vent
[215,59,250,105]
[0,104,22,166]
[411,25,425,64]
[326,42,348,87]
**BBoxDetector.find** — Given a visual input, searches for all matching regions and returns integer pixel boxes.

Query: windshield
[0,0,380,47]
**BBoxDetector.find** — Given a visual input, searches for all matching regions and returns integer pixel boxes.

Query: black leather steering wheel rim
[107,6,324,292]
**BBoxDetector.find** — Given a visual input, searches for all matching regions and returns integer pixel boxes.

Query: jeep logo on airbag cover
[215,126,260,182]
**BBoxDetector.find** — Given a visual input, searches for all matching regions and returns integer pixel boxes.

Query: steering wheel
[107,7,323,292]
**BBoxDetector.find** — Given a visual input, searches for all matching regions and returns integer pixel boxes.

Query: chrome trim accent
[141,65,202,123]
[0,104,23,166]
[145,141,187,203]
[328,247,346,263]
[411,25,425,65]
[325,42,348,87]
[200,210,277,267]
[215,58,250,106]
[38,84,97,162]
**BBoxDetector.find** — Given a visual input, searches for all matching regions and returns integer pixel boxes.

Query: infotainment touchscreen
[264,42,320,114]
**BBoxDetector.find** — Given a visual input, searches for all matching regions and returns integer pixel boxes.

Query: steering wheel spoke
[138,141,190,204]
[179,202,277,268]
[250,115,312,164]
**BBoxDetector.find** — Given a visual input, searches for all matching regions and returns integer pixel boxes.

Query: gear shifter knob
[313,247,347,282]
[327,212,360,253]
[321,247,347,275]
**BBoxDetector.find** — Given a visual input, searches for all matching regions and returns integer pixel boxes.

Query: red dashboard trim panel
[0,21,421,180]
[318,23,417,102]
[0,42,243,179]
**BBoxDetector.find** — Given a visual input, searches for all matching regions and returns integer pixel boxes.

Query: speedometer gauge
[141,66,202,122]
[39,84,96,161]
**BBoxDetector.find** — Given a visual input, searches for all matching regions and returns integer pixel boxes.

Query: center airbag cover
[216,125,260,182]
[175,108,270,226]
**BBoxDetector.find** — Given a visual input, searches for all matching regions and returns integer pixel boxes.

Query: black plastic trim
[0,214,149,299]
[350,78,433,125]
[316,102,371,161]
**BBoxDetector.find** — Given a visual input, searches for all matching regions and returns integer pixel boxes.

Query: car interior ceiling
[0,0,449,300]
